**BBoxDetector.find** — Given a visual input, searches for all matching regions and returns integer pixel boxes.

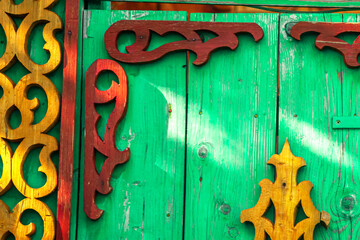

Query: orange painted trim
[57,0,80,239]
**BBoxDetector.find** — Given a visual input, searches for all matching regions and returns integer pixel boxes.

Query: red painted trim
[84,59,130,220]
[57,0,80,239]
[291,22,360,68]
[105,20,264,65]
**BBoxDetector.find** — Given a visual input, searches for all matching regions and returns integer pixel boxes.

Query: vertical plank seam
[74,7,85,240]
[275,13,281,154]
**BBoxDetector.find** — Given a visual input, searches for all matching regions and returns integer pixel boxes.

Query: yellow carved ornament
[0,0,62,239]
[241,140,331,240]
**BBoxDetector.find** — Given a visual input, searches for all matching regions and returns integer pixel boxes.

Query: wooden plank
[106,0,360,8]
[185,13,278,239]
[78,10,187,239]
[279,13,360,239]
[57,0,83,239]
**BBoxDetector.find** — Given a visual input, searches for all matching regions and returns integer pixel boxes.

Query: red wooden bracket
[57,0,80,239]
[291,22,360,67]
[105,20,264,65]
[84,59,130,220]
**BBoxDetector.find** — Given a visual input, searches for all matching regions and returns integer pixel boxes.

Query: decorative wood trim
[84,59,130,220]
[0,0,62,239]
[241,140,330,240]
[105,20,264,65]
[57,0,80,239]
[290,22,360,68]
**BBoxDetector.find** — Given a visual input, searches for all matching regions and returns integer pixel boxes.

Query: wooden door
[278,14,360,239]
[78,10,188,240]
[76,10,360,240]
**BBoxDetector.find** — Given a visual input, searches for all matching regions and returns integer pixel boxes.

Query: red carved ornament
[105,20,264,65]
[84,59,130,220]
[291,22,360,67]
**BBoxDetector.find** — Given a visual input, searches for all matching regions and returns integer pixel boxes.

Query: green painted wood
[279,13,360,239]
[104,0,360,8]
[78,10,187,240]
[185,13,278,239]
[333,116,360,129]
[0,1,65,240]
[87,1,111,10]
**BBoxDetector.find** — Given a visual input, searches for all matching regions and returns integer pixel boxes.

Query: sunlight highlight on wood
[241,140,330,240]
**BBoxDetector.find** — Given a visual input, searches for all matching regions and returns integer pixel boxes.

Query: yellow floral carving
[241,140,331,240]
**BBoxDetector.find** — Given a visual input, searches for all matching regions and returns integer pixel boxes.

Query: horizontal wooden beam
[99,0,360,8]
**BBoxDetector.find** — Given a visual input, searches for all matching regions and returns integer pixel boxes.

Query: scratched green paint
[78,10,187,240]
[279,14,360,239]
[0,1,65,240]
[185,13,278,239]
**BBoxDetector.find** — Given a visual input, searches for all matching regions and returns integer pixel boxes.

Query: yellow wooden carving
[0,0,61,239]
[241,140,331,240]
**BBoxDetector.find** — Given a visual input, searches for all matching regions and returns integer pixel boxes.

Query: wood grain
[57,0,81,239]
[185,13,278,240]
[78,10,187,240]
[0,0,63,239]
[84,59,130,220]
[241,140,330,240]
[279,13,360,239]
[105,20,263,65]
[291,22,360,67]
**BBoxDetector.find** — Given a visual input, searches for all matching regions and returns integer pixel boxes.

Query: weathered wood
[185,13,278,240]
[57,0,82,239]
[241,140,330,240]
[105,20,263,65]
[291,22,360,67]
[0,198,55,239]
[0,0,63,239]
[332,116,360,129]
[103,0,360,8]
[279,13,360,239]
[78,10,187,239]
[84,59,130,220]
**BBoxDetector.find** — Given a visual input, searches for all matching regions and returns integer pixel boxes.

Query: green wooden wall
[279,13,360,239]
[75,10,360,239]
[185,13,278,240]
[78,10,188,240]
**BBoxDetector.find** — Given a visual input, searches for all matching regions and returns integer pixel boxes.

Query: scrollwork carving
[84,59,130,220]
[290,22,360,68]
[0,0,62,238]
[105,20,264,65]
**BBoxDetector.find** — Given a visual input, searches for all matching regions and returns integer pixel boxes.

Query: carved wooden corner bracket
[105,20,264,65]
[84,59,130,220]
[241,140,331,240]
[290,22,360,68]
[84,20,264,220]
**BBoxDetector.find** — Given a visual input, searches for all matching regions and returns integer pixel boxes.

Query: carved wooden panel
[105,20,264,65]
[0,0,62,239]
[290,22,360,67]
[84,59,130,220]
[241,140,330,240]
